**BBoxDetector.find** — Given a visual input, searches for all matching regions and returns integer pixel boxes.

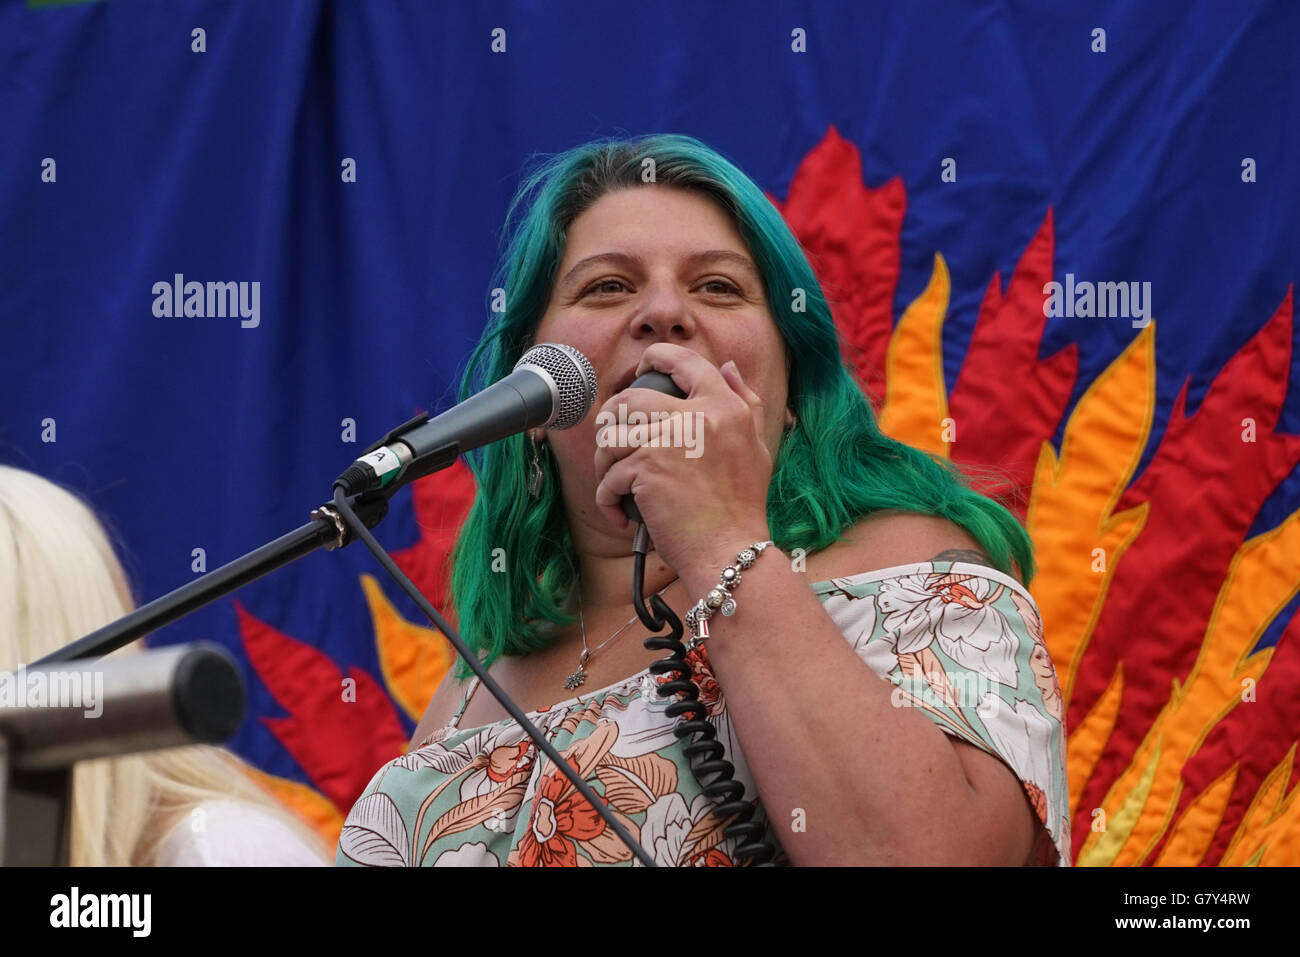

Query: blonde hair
[0,465,330,865]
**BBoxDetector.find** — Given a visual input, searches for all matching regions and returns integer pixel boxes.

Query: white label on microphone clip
[359,447,403,485]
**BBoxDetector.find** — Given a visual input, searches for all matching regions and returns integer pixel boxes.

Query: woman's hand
[592,342,774,577]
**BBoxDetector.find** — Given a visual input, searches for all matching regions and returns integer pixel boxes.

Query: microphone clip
[360,412,430,457]
[334,412,459,497]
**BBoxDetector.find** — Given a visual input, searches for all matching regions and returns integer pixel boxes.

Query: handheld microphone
[619,370,687,524]
[336,342,597,495]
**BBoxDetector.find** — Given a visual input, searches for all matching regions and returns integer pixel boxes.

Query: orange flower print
[931,577,983,608]
[1022,779,1048,826]
[512,761,606,866]
[685,847,733,867]
[485,742,532,783]
[654,644,724,715]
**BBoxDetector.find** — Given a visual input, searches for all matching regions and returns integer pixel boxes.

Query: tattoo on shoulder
[930,548,992,566]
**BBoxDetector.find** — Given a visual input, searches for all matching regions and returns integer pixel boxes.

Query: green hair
[447,133,1035,681]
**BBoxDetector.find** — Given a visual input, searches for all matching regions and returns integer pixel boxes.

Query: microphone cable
[629,523,785,866]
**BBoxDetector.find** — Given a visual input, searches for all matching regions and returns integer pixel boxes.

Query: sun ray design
[1086,739,1163,865]
[1025,324,1154,708]
[776,129,1300,865]
[361,572,455,722]
[1068,662,1123,820]
[236,602,408,821]
[877,253,951,456]
[767,125,905,407]
[1221,744,1300,865]
[1189,598,1300,864]
[1070,293,1300,860]
[1079,508,1300,865]
[1154,764,1238,866]
[389,458,476,621]
[947,212,1078,515]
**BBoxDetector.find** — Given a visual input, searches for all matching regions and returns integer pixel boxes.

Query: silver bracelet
[683,540,775,649]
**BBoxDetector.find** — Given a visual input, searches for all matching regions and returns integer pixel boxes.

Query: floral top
[336,560,1071,867]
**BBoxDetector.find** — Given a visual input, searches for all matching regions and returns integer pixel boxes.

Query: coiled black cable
[631,541,783,866]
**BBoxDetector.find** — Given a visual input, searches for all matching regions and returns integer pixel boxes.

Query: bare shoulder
[409,668,470,750]
[802,509,1014,584]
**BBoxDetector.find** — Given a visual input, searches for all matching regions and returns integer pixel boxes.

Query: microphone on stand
[335,342,598,496]
[324,344,659,864]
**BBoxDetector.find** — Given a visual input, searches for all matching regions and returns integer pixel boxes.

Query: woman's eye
[701,279,742,295]
[582,279,628,296]
[580,278,741,297]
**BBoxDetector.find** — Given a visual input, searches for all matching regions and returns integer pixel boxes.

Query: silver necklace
[565,576,679,691]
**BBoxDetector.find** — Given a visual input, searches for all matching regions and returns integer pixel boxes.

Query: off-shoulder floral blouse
[336,560,1072,867]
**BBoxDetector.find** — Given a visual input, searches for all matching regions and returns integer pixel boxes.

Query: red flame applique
[770,125,906,407]
[948,212,1079,515]
[236,601,408,815]
[1071,291,1300,857]
[391,459,476,625]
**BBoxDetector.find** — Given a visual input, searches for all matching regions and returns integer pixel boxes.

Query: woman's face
[531,185,792,533]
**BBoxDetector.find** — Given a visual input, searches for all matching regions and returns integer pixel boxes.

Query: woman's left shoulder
[805,510,1014,584]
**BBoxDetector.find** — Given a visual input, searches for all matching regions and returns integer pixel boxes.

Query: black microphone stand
[32,492,391,665]
[31,416,426,666]
[28,414,658,866]
[10,421,398,866]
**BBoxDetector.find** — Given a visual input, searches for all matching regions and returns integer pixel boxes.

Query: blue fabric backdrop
[2,0,1297,851]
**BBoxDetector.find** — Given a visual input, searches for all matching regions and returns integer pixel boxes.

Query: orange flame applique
[777,127,1300,865]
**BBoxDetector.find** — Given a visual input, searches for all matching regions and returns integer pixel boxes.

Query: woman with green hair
[337,133,1070,867]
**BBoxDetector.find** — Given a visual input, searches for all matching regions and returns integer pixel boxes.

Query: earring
[527,430,546,499]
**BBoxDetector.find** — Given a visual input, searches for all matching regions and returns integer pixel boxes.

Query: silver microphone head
[514,343,598,429]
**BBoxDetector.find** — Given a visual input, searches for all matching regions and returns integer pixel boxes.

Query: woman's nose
[626,281,698,340]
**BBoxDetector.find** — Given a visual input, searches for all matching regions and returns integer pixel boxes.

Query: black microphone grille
[514,343,598,430]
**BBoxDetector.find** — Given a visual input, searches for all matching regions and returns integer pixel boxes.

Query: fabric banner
[2,0,1297,865]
